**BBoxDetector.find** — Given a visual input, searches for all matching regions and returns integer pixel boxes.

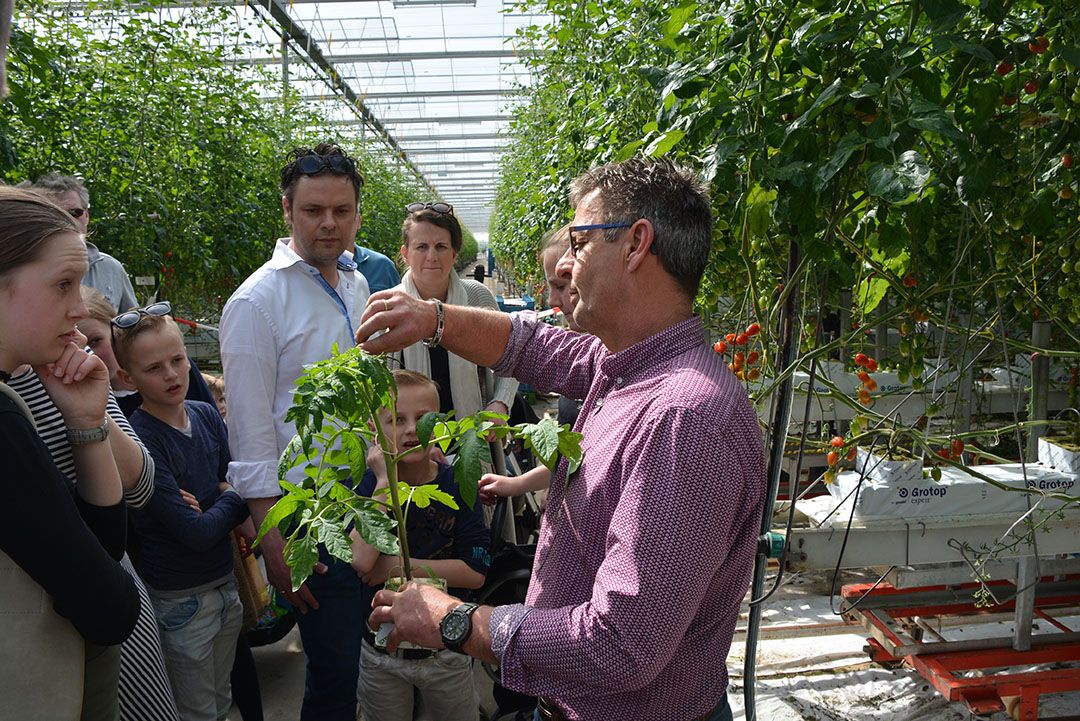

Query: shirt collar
[353,244,372,264]
[599,316,706,380]
[269,238,357,273]
[83,239,102,261]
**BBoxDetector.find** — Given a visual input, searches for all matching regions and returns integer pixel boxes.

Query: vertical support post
[1026,320,1050,462]
[281,32,290,113]
[1013,556,1036,651]
[956,312,974,436]
[875,299,888,364]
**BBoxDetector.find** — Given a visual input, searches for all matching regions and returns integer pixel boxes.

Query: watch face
[444,611,469,643]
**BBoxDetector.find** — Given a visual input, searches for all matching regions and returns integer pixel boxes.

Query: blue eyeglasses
[567,222,632,257]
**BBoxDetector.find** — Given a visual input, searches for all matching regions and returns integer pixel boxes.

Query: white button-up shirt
[220,238,370,498]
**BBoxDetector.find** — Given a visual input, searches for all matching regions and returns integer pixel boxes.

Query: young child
[201,372,227,420]
[478,226,583,506]
[113,308,248,721]
[351,370,491,721]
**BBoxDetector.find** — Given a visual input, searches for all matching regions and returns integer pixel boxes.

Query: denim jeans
[532,694,732,721]
[357,640,478,721]
[151,579,242,721]
[297,550,366,721]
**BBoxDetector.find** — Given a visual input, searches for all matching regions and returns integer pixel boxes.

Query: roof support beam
[244,0,434,194]
[241,49,531,66]
[333,114,509,125]
[393,145,504,155]
[305,88,520,100]
[395,132,502,142]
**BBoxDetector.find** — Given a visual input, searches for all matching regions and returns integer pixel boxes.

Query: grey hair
[33,173,90,208]
[568,158,712,298]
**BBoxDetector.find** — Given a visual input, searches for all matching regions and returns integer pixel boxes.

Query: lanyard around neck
[302,264,354,339]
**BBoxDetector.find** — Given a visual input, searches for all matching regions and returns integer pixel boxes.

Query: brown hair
[280,142,364,205]
[0,186,79,288]
[402,209,463,254]
[112,314,181,371]
[80,285,114,325]
[392,369,440,404]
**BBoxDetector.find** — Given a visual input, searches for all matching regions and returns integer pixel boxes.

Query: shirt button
[594,397,605,410]
[614,377,623,386]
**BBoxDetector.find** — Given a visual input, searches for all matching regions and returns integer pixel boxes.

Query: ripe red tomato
[1024,79,1039,94]
[733,351,745,366]
[747,368,761,381]
[865,358,878,372]
[1002,94,1018,106]
[735,333,748,345]
[1063,154,1074,169]
[996,61,1013,76]
[830,436,845,448]
[951,438,965,456]
[902,274,917,288]
[725,333,736,343]
[745,322,761,336]
[857,370,871,384]
[846,447,858,461]
[826,451,839,466]
[747,351,760,364]
[854,352,869,367]
[713,341,726,354]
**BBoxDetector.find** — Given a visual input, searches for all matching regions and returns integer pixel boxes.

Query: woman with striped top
[7,280,180,719]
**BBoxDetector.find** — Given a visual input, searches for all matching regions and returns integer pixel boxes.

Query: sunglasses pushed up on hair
[111,301,172,329]
[405,201,454,216]
[296,154,357,176]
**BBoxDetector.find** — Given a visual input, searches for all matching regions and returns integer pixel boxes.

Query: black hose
[742,240,801,721]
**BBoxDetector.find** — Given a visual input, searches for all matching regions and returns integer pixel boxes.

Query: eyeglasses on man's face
[405,201,454,215]
[67,207,88,219]
[111,301,172,329]
[567,222,633,257]
[296,154,357,176]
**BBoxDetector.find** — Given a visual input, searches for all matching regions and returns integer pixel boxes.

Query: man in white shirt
[219,143,370,721]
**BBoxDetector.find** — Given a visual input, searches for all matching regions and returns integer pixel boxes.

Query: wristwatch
[439,602,479,652]
[423,298,445,349]
[66,418,110,446]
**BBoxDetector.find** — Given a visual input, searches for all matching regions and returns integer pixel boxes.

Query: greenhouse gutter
[252,0,437,196]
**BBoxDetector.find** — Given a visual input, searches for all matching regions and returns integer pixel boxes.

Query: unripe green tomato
[1059,285,1070,299]
[1074,260,1080,273]
[1050,57,1065,73]
[1070,311,1080,325]
[1001,146,1017,160]
[1061,244,1073,259]
[1049,77,1063,93]
[1008,215,1024,230]
[776,38,791,55]
[1072,88,1080,104]
[1065,260,1075,273]
[1013,296,1025,311]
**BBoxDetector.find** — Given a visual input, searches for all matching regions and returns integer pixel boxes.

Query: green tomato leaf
[314,520,353,565]
[785,78,846,135]
[662,2,695,42]
[278,435,305,481]
[866,151,930,205]
[814,132,868,190]
[342,432,366,483]
[406,483,459,511]
[353,504,398,555]
[644,129,685,158]
[855,276,890,315]
[519,418,562,469]
[284,534,318,591]
[452,428,489,508]
[416,412,445,447]
[255,495,301,545]
[614,139,645,162]
[746,184,778,238]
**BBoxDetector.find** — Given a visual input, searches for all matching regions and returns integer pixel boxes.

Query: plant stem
[376,419,414,581]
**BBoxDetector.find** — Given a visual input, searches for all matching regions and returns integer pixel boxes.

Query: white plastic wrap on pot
[854,447,924,485]
[1039,437,1080,476]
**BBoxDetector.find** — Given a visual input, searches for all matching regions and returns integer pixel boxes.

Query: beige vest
[0,382,84,720]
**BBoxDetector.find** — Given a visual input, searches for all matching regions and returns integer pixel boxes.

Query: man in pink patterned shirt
[356,158,765,721]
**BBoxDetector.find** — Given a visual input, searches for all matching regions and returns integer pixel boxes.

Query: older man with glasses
[219,142,371,721]
[357,158,764,721]
[32,172,139,313]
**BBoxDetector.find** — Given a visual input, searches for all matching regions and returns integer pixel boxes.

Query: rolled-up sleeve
[492,407,757,698]
[220,296,283,499]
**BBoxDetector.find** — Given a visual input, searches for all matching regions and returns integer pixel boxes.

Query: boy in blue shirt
[351,370,490,721]
[113,309,248,721]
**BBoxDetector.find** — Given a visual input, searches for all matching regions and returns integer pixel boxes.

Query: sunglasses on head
[405,201,454,215]
[67,208,87,219]
[111,301,172,329]
[296,154,357,176]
